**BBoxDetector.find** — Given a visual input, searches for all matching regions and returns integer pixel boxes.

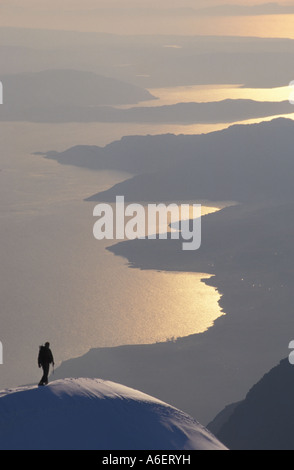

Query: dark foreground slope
[214,359,294,450]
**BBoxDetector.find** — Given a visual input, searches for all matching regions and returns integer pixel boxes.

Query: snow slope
[0,378,227,450]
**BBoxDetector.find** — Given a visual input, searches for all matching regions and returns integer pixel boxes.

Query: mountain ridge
[214,358,294,450]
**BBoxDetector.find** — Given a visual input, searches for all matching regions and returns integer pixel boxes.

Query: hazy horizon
[1,1,294,38]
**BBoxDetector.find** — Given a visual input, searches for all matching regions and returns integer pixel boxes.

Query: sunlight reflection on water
[116,84,293,109]
[0,122,228,389]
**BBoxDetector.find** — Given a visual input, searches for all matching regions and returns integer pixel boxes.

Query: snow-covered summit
[0,378,227,450]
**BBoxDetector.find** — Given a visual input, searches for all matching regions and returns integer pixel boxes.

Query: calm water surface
[0,121,224,389]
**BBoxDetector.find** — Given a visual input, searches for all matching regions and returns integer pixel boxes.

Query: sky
[2,0,294,12]
[1,1,294,37]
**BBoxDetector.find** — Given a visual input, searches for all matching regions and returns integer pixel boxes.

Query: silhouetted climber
[38,342,54,386]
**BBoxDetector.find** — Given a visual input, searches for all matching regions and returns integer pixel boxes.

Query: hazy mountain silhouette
[1,94,291,123]
[0,69,155,111]
[1,28,294,88]
[86,118,294,204]
[42,119,294,190]
[213,358,294,450]
[41,134,190,173]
